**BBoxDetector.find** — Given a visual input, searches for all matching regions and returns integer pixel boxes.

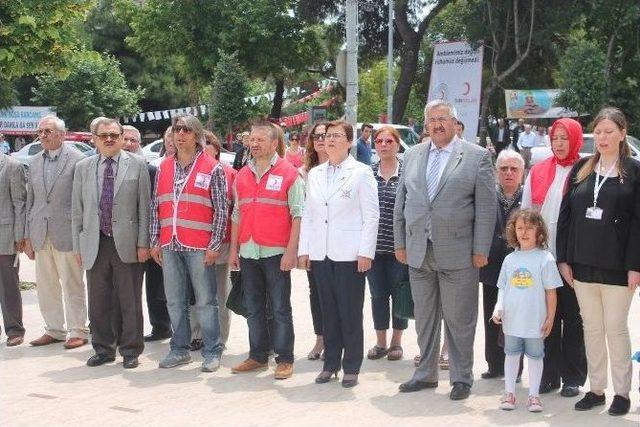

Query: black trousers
[307,270,323,336]
[542,281,587,386]
[0,255,24,338]
[482,283,503,374]
[145,258,171,335]
[87,235,145,357]
[312,258,365,375]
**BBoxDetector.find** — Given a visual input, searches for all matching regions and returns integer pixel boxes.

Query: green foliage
[31,53,142,130]
[210,52,249,135]
[556,38,607,118]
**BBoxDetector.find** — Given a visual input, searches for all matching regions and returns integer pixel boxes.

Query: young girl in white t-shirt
[492,209,562,412]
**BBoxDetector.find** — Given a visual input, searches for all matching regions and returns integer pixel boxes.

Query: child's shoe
[527,395,543,412]
[500,392,516,410]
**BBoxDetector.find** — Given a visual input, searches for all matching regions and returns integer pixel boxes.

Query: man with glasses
[150,114,228,373]
[24,115,89,349]
[394,100,496,400]
[229,122,303,380]
[72,118,151,368]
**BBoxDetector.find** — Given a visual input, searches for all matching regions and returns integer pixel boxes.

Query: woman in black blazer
[556,107,640,416]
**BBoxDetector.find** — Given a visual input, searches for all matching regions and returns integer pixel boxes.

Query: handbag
[392,280,414,320]
[226,270,248,318]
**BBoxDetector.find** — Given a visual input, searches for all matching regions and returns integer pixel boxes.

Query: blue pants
[366,252,409,331]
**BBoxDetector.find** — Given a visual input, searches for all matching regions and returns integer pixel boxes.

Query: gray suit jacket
[72,151,151,270]
[0,154,27,255]
[394,137,496,270]
[26,143,85,252]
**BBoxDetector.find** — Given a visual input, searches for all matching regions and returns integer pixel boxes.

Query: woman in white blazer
[298,120,379,388]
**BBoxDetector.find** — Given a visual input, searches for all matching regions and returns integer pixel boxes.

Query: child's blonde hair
[505,209,549,249]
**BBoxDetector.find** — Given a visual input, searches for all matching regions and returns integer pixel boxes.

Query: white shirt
[327,156,350,187]
[425,139,454,188]
[517,131,536,149]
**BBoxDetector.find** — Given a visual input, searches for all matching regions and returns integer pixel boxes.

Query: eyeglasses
[173,125,194,134]
[37,128,55,136]
[375,138,396,145]
[325,132,346,140]
[95,132,122,141]
[427,117,452,125]
[312,133,325,140]
[498,166,520,173]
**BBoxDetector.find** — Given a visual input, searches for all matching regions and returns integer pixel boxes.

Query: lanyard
[593,160,617,207]
[173,151,201,208]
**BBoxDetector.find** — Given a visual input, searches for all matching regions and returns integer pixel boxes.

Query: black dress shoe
[480,370,503,379]
[315,371,338,384]
[190,339,203,352]
[399,379,438,393]
[560,385,580,397]
[608,395,630,416]
[86,354,116,367]
[575,391,606,411]
[143,331,172,342]
[123,356,139,369]
[539,381,561,394]
[449,382,471,400]
[342,374,358,388]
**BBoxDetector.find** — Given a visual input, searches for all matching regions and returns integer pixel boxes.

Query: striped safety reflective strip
[159,218,212,231]
[157,193,213,208]
[238,197,288,207]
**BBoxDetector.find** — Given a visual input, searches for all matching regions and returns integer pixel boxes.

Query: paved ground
[1,254,639,426]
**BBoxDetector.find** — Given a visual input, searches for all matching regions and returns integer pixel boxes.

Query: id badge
[265,174,283,191]
[585,206,603,220]
[194,172,211,189]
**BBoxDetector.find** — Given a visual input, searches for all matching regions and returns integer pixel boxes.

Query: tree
[31,53,142,130]
[210,52,249,136]
[0,0,93,107]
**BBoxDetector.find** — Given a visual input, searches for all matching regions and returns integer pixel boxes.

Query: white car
[530,134,640,167]
[11,140,93,166]
[355,123,421,163]
[146,139,236,167]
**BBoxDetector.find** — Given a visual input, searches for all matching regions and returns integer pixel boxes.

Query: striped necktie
[99,158,115,236]
[427,149,442,201]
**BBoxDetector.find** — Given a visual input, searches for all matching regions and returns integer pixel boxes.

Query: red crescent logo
[462,82,470,96]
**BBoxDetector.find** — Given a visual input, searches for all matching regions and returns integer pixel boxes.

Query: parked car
[355,123,421,163]
[530,134,640,167]
[11,140,93,167]
[146,139,236,167]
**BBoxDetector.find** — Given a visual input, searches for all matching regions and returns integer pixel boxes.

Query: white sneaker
[500,392,516,410]
[527,395,543,412]
[201,355,221,372]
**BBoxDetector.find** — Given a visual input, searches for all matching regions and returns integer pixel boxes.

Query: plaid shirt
[150,151,228,251]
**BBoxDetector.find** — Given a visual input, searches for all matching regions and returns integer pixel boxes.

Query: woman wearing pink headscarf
[522,118,587,397]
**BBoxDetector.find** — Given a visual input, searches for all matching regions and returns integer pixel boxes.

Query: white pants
[34,237,88,340]
[573,280,633,395]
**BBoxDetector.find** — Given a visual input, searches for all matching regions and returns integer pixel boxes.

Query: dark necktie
[99,158,115,236]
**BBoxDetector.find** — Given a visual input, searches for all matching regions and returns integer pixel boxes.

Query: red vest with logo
[157,152,218,249]
[235,158,298,247]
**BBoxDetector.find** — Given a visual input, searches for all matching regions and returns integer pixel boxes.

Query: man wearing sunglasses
[25,115,89,349]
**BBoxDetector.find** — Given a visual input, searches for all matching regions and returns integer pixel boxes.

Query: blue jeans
[162,249,222,358]
[504,335,544,359]
[240,255,294,364]
[366,252,409,331]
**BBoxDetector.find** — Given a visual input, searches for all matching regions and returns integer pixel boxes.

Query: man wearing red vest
[229,122,304,380]
[150,114,228,373]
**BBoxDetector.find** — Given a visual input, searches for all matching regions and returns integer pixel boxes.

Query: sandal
[387,345,403,361]
[414,354,421,367]
[367,345,388,360]
[439,354,449,370]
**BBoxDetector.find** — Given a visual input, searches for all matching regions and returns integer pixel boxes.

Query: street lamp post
[387,0,394,123]
[345,0,359,155]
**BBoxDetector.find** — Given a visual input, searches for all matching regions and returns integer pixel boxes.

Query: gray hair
[93,118,123,135]
[39,114,66,132]
[496,149,525,170]
[122,125,141,142]
[172,114,205,147]
[424,99,458,120]
[89,116,108,133]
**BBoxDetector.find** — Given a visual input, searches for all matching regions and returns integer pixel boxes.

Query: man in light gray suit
[72,118,151,369]
[394,100,496,400]
[24,115,89,349]
[0,151,27,346]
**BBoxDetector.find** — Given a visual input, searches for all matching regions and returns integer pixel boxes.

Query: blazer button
[324,220,328,224]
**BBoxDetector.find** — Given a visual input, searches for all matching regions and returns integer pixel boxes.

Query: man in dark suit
[511,119,525,153]
[491,118,510,157]
[72,118,151,368]
[123,126,172,341]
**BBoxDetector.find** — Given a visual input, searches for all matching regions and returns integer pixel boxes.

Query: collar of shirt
[328,155,350,170]
[100,152,121,165]
[174,148,202,172]
[248,152,279,177]
[430,139,454,154]
[44,145,63,160]
[375,159,401,178]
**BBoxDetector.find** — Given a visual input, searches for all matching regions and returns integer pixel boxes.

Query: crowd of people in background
[0,101,638,418]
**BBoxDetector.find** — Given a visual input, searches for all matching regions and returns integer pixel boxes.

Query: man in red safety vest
[150,114,228,373]
[229,121,304,380]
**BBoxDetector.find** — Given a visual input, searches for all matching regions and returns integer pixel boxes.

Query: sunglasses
[173,125,194,134]
[312,133,325,140]
[95,132,122,140]
[37,128,56,136]
[375,138,396,145]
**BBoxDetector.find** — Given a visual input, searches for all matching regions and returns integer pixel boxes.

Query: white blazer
[298,155,379,262]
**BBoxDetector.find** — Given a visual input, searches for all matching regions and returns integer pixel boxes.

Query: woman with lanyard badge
[556,107,640,416]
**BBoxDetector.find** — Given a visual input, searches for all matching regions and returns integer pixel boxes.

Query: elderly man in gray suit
[72,118,151,369]
[0,150,27,346]
[24,115,89,349]
[394,100,496,400]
